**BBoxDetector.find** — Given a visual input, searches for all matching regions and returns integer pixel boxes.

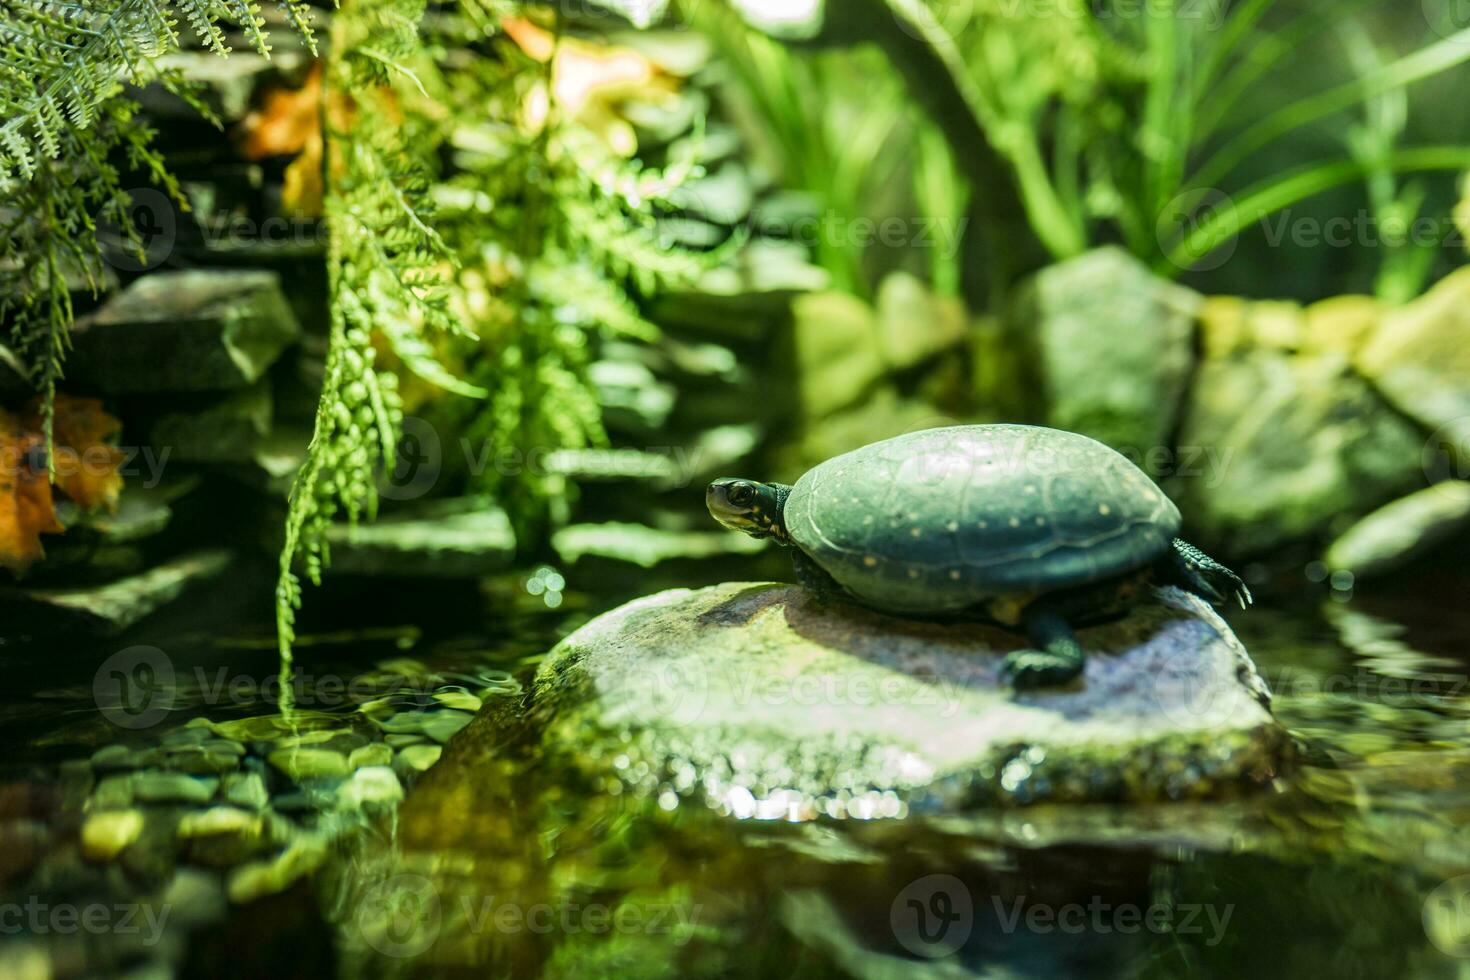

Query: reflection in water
[4,565,1470,977]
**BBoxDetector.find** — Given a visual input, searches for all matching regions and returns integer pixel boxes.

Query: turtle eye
[728,484,755,506]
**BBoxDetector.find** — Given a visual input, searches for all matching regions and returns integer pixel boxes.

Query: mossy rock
[532,583,1290,814]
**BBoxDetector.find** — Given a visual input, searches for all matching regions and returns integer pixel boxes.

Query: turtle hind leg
[791,549,846,604]
[1158,538,1253,609]
[1001,609,1086,690]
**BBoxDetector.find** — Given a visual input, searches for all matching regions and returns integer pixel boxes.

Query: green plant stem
[1190,27,1470,194]
[1165,146,1470,272]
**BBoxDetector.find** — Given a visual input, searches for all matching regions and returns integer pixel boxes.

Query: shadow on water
[4,551,1470,978]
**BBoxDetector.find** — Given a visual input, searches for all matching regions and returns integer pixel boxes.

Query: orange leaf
[238,61,323,161]
[43,394,125,513]
[0,411,63,578]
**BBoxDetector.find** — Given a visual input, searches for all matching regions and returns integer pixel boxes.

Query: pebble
[177,807,262,840]
[394,744,442,776]
[221,772,270,811]
[91,775,135,810]
[267,748,351,782]
[90,745,154,772]
[160,869,227,927]
[131,772,217,806]
[378,711,429,735]
[420,710,474,744]
[226,838,328,904]
[347,744,393,769]
[80,810,144,861]
[433,690,483,712]
[336,766,403,810]
[385,734,428,748]
[163,746,241,776]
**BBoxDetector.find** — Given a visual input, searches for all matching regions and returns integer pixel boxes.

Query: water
[4,554,1470,978]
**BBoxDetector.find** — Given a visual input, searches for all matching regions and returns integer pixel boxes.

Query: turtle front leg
[1158,539,1252,609]
[1001,609,1086,690]
[791,549,846,604]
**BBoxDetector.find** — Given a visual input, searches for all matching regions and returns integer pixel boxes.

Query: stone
[875,271,967,370]
[653,240,831,341]
[1303,295,1382,357]
[226,837,328,904]
[1006,247,1199,453]
[0,343,28,397]
[149,379,272,463]
[335,766,404,811]
[1325,483,1470,578]
[141,51,308,122]
[90,745,153,773]
[1172,350,1423,554]
[591,360,677,435]
[267,748,351,783]
[394,744,443,776]
[420,711,475,745]
[131,772,217,806]
[432,691,483,713]
[1357,267,1470,460]
[0,550,232,634]
[348,744,394,769]
[529,583,1288,812]
[163,745,241,776]
[91,775,135,810]
[791,291,887,420]
[552,522,766,569]
[68,270,301,393]
[80,809,145,861]
[222,772,270,812]
[323,500,515,578]
[57,488,176,546]
[385,734,428,749]
[160,869,228,928]
[670,163,755,227]
[178,806,267,866]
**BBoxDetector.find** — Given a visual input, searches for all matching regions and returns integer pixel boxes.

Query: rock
[432,691,483,713]
[323,500,515,578]
[1172,350,1423,554]
[528,583,1288,812]
[0,550,232,634]
[791,291,887,419]
[0,342,28,396]
[149,380,272,463]
[1325,483,1470,578]
[90,745,154,773]
[1303,295,1382,357]
[670,163,755,227]
[335,766,403,811]
[160,869,228,928]
[178,807,268,867]
[222,772,270,812]
[91,775,135,809]
[80,809,145,861]
[774,388,951,476]
[591,360,677,435]
[875,271,967,370]
[385,734,428,749]
[1357,267,1470,451]
[420,711,475,745]
[226,837,328,904]
[131,772,217,806]
[267,748,351,783]
[347,744,394,769]
[394,744,442,777]
[57,488,176,546]
[68,270,301,393]
[141,51,308,122]
[654,240,831,341]
[1007,247,1199,453]
[552,522,766,569]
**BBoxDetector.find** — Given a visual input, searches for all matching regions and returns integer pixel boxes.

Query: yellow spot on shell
[863,556,878,567]
[910,527,922,538]
[1008,517,1021,528]
[949,570,962,580]
[1099,503,1112,516]
[907,569,920,579]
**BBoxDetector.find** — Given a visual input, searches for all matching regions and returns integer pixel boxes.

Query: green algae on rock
[531,583,1290,815]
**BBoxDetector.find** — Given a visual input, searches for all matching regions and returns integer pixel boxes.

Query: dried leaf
[44,393,125,512]
[238,61,323,161]
[0,411,63,577]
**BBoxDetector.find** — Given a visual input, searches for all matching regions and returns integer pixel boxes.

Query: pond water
[3,552,1469,979]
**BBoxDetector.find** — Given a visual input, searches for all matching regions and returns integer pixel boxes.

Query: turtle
[705,424,1251,689]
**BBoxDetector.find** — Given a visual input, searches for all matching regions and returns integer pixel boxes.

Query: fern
[275,0,461,664]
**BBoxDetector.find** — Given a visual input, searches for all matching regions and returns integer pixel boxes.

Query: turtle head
[706,479,791,543]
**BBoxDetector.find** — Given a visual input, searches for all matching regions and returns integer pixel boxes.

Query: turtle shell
[784,425,1181,613]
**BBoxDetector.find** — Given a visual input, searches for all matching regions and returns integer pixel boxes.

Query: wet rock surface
[531,582,1290,814]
